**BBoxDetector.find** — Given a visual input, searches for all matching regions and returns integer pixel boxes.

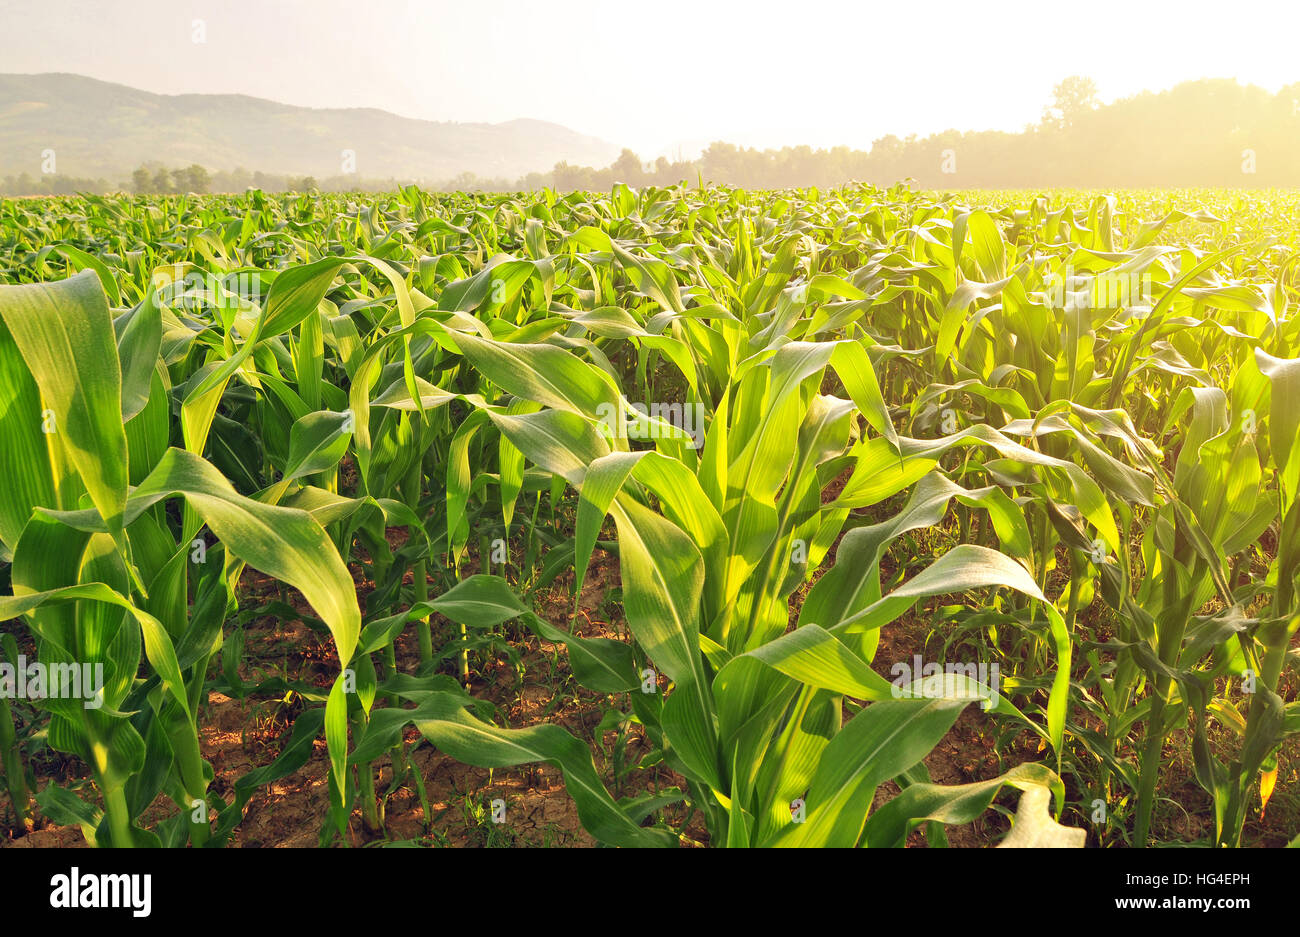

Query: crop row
[0,182,1296,847]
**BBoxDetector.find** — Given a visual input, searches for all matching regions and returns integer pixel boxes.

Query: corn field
[1,182,1297,849]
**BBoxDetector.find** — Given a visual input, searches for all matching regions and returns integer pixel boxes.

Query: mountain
[0,73,622,183]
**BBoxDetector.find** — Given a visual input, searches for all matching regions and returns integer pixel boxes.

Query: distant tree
[1043,76,1100,129]
[611,148,644,185]
[152,168,171,194]
[700,142,743,183]
[552,161,587,191]
[228,167,252,190]
[443,171,478,192]
[186,164,211,193]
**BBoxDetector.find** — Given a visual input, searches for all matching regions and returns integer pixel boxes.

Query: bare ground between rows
[5,524,1297,847]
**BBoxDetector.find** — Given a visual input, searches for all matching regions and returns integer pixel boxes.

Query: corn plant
[2,182,1298,848]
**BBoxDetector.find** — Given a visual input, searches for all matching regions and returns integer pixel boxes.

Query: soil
[3,517,1296,849]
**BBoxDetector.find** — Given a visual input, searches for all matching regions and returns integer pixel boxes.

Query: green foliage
[0,181,1296,849]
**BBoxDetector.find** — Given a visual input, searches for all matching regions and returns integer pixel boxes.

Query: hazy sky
[2,0,1297,157]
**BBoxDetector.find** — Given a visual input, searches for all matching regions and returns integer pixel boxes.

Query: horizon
[1,70,610,132]
[2,0,1298,158]
[1,69,1294,168]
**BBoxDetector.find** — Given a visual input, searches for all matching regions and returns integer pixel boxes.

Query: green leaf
[41,447,360,665]
[769,698,969,847]
[285,410,353,480]
[0,271,128,542]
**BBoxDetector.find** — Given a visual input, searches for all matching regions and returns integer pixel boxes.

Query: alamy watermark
[1043,265,1153,312]
[49,867,150,917]
[150,269,264,308]
[0,655,105,709]
[889,655,1001,710]
[594,401,706,449]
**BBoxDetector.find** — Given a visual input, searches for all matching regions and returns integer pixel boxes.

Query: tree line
[526,78,1300,191]
[4,77,1298,196]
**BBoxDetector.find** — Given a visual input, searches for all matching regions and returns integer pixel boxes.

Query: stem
[1133,696,1167,846]
[0,695,31,828]
[189,800,211,847]
[103,784,133,847]
[358,760,381,833]
[401,410,433,669]
[382,643,408,784]
[188,651,210,716]
[1223,625,1289,847]
[415,557,432,666]
[1135,566,1190,846]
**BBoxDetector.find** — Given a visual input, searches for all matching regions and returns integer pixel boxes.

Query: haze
[2,0,1297,158]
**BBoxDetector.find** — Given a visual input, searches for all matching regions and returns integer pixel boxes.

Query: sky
[2,0,1298,158]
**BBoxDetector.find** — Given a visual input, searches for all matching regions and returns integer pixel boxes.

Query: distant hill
[0,73,622,184]
[5,73,1296,194]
